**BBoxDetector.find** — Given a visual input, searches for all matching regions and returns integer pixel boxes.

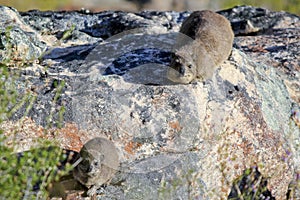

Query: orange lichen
[1,117,88,152]
[53,123,84,152]
[168,121,182,132]
[124,141,142,155]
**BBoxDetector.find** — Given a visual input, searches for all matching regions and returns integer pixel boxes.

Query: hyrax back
[167,10,234,84]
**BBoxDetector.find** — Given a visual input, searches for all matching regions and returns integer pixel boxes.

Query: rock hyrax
[167,10,234,84]
[73,137,119,195]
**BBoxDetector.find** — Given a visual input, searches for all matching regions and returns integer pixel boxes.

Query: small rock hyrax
[73,137,119,195]
[167,10,234,84]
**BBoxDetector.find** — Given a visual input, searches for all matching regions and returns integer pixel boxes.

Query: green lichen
[254,62,291,132]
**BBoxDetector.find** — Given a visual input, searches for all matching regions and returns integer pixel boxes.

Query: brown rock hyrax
[167,10,234,84]
[73,137,119,195]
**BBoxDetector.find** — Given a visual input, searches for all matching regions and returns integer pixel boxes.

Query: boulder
[0,5,299,199]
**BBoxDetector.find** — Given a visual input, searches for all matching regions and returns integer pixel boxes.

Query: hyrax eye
[179,66,185,75]
[93,161,99,167]
[187,64,192,69]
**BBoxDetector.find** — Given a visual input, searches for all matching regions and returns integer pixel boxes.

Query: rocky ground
[0,5,299,200]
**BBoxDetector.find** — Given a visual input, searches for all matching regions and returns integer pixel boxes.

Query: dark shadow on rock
[103,48,170,75]
[42,44,96,62]
[81,32,182,85]
[102,48,176,85]
[218,5,283,36]
[12,147,80,192]
[228,166,275,200]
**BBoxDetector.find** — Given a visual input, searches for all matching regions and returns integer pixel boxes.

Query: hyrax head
[167,52,197,84]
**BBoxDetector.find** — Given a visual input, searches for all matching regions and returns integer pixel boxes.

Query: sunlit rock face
[0,5,299,200]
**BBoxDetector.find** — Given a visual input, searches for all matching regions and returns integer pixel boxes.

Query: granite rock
[0,5,299,200]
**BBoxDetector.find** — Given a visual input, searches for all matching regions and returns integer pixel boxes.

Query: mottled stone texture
[0,5,299,200]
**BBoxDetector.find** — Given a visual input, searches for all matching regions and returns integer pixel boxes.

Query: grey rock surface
[0,5,299,200]
[0,6,46,62]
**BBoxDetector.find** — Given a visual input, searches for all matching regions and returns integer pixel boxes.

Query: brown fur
[167,10,234,83]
